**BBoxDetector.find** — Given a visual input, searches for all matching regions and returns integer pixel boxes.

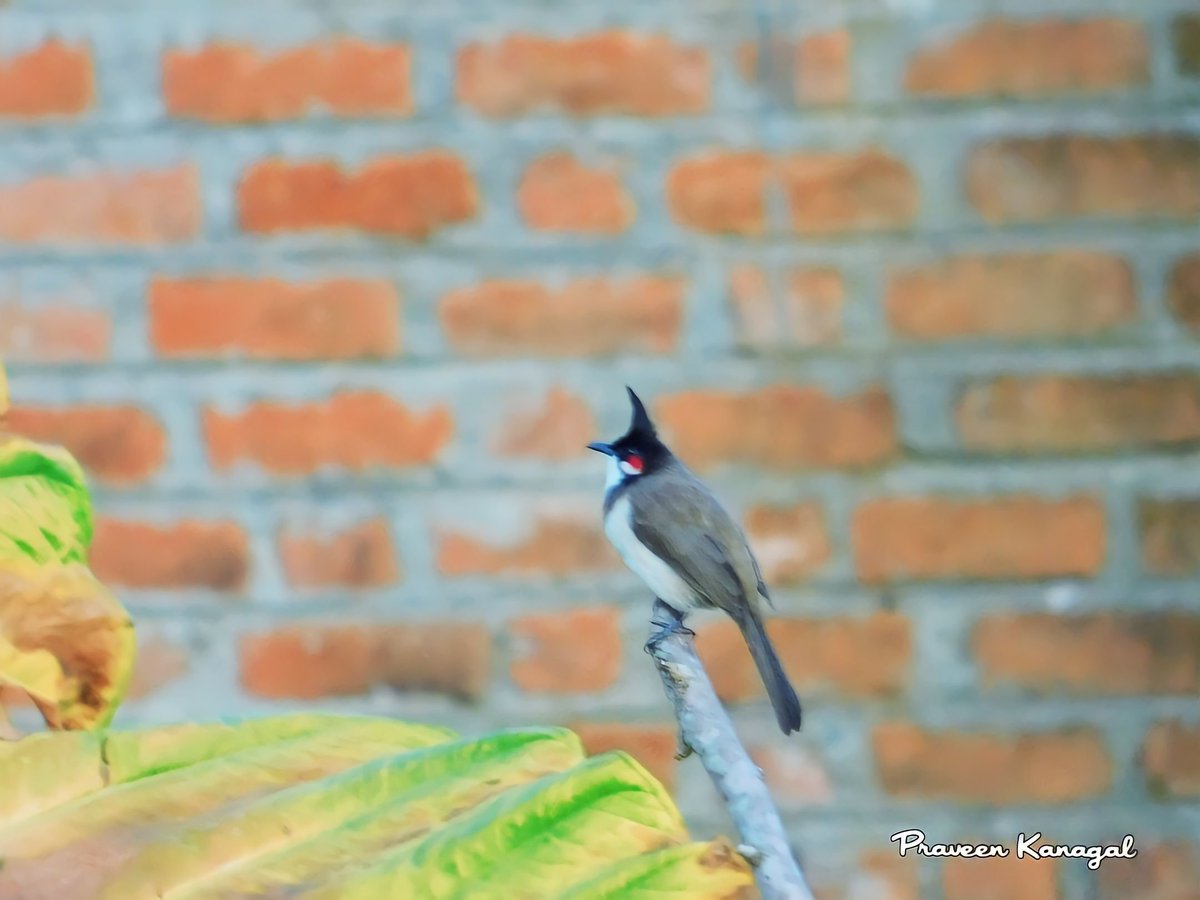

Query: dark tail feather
[740,612,802,734]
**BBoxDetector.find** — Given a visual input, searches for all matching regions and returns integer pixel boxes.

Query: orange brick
[795,32,852,105]
[518,153,633,234]
[0,164,200,245]
[439,276,683,357]
[811,850,918,900]
[728,266,843,348]
[491,388,597,460]
[744,502,831,584]
[658,385,896,470]
[0,40,92,117]
[436,517,619,577]
[91,519,249,591]
[782,149,917,235]
[278,518,400,589]
[737,30,852,106]
[204,392,452,474]
[0,304,111,363]
[1142,720,1200,798]
[873,722,1112,804]
[907,18,1148,98]
[125,636,190,701]
[886,252,1136,340]
[239,622,490,701]
[163,39,411,121]
[974,613,1200,695]
[1140,499,1200,575]
[747,741,834,806]
[666,151,771,236]
[7,405,166,486]
[573,721,679,790]
[696,613,910,702]
[943,850,1058,900]
[456,32,709,117]
[853,495,1105,583]
[956,374,1200,453]
[1167,252,1200,335]
[149,276,400,359]
[967,135,1200,223]
[238,154,476,237]
[510,607,622,693]
[1099,842,1200,900]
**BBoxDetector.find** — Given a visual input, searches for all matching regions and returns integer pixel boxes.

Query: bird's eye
[620,453,644,475]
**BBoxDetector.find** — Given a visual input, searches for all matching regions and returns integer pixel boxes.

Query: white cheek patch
[619,459,642,477]
[604,455,623,490]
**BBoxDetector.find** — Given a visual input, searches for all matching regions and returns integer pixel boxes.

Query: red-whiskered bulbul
[588,387,803,734]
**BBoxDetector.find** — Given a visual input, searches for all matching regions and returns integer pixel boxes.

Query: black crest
[613,386,669,469]
[625,386,657,440]
[587,386,673,484]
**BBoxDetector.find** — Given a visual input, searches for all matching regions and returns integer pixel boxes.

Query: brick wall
[2,1,1199,896]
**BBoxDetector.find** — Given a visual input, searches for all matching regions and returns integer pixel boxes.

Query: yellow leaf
[0,719,756,899]
[0,632,69,719]
[0,561,134,732]
[0,381,135,734]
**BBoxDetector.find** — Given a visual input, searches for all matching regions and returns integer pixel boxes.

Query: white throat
[604,455,624,491]
[603,455,643,492]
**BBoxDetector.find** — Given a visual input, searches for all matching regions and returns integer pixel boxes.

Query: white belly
[605,495,696,612]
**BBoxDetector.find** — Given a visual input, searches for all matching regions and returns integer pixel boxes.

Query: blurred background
[2,0,1199,896]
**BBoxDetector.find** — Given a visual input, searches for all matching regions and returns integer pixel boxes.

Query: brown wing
[629,474,767,615]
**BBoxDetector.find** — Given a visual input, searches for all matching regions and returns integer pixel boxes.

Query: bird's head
[587,387,670,485]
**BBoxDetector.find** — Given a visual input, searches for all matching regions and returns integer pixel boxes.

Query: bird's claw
[644,615,695,653]
[737,844,764,867]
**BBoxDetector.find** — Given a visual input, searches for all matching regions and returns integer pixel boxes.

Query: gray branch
[646,599,814,900]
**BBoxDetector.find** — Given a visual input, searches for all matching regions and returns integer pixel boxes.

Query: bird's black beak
[587,442,616,457]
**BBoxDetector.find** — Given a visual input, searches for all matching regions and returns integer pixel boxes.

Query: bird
[588,386,802,734]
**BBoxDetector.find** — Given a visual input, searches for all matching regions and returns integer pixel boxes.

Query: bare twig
[646,599,814,900]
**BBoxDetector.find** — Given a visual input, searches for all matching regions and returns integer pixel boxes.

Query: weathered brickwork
[2,1,1197,896]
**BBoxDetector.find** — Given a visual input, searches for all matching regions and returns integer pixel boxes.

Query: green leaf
[0,730,105,827]
[307,752,688,899]
[0,716,454,860]
[0,427,131,734]
[0,717,755,899]
[561,840,756,899]
[0,440,93,566]
[105,713,456,784]
[103,728,583,899]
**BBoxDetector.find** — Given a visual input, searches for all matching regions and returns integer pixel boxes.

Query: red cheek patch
[624,454,644,472]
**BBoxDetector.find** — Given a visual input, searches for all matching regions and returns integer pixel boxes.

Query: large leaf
[103,728,584,898]
[300,752,688,899]
[0,714,755,899]
[104,713,454,784]
[0,729,105,826]
[561,840,756,899]
[0,716,454,858]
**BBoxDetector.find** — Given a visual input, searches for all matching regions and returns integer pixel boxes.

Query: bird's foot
[736,844,764,867]
[644,609,695,653]
[674,736,694,761]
